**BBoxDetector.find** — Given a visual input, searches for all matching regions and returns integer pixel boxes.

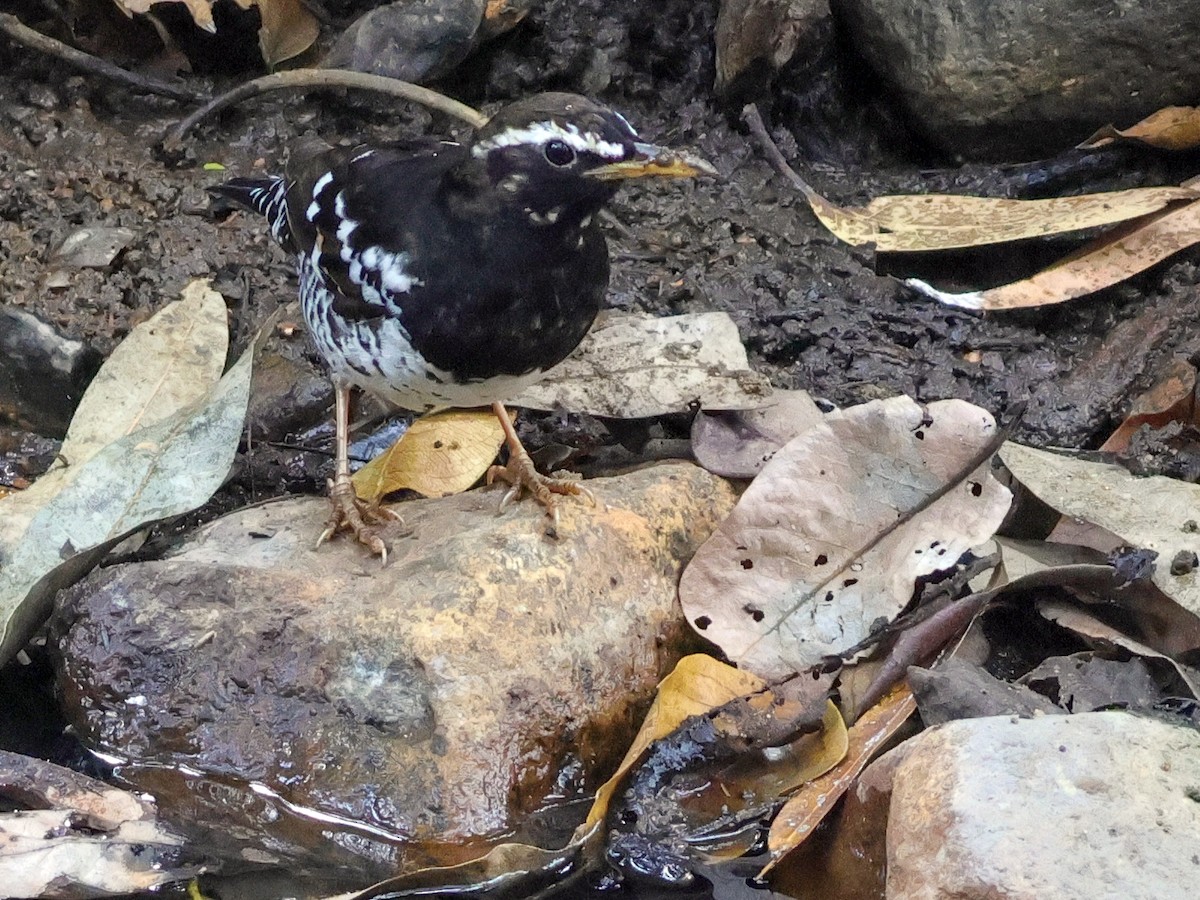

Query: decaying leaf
[113,0,319,65]
[0,341,252,666]
[691,389,826,479]
[680,397,1012,678]
[802,183,1198,253]
[1000,442,1200,618]
[0,750,200,896]
[352,409,507,502]
[1038,600,1200,698]
[759,684,916,877]
[0,280,228,557]
[1100,358,1199,453]
[905,198,1200,310]
[1079,106,1200,152]
[585,654,766,829]
[511,312,772,418]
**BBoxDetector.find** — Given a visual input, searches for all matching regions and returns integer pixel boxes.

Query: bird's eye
[543,139,576,167]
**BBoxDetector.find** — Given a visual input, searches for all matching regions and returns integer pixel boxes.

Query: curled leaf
[1078,106,1200,152]
[351,409,507,502]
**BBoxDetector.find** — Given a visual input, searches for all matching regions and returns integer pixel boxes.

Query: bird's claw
[318,476,405,564]
[486,451,593,535]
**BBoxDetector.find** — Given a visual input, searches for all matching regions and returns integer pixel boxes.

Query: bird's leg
[486,401,594,534]
[317,384,401,562]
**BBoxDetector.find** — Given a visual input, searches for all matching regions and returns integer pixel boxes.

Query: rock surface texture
[835,0,1200,158]
[51,462,736,878]
[867,712,1200,900]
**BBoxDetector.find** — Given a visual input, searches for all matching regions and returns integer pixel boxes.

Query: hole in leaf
[740,558,754,570]
[842,578,858,587]
[814,553,828,566]
[694,616,711,630]
[968,480,983,497]
[742,604,765,622]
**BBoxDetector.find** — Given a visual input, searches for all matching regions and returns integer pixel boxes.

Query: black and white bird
[212,92,714,558]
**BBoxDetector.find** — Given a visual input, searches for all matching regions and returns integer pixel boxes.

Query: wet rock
[869,712,1200,899]
[836,0,1200,158]
[0,307,103,438]
[324,0,535,83]
[51,462,734,878]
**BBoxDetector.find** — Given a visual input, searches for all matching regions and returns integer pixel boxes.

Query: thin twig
[0,13,205,104]
[741,103,822,203]
[162,69,487,150]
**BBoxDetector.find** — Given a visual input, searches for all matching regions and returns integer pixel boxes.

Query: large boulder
[834,0,1200,158]
[51,462,736,880]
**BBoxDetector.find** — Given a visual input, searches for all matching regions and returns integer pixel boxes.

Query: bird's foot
[317,474,405,564]
[487,450,594,537]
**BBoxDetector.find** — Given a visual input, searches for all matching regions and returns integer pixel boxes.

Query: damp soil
[5,0,1200,499]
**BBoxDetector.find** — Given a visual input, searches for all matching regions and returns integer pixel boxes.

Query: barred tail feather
[208,176,292,247]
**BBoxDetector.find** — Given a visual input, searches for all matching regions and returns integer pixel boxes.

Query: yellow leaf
[759,684,916,878]
[1078,106,1200,152]
[805,182,1199,252]
[906,198,1200,310]
[352,409,507,502]
[584,654,765,828]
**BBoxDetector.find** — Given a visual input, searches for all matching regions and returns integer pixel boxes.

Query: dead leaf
[0,280,228,558]
[352,409,506,502]
[510,312,772,418]
[0,343,252,666]
[680,397,1012,678]
[1100,358,1199,453]
[114,0,319,64]
[585,654,765,829]
[802,183,1198,253]
[237,0,320,67]
[759,684,916,877]
[0,750,200,896]
[1078,106,1200,152]
[691,389,826,479]
[1038,600,1200,698]
[1000,442,1200,618]
[906,199,1200,310]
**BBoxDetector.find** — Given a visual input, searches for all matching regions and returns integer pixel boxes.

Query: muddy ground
[3,0,1200,496]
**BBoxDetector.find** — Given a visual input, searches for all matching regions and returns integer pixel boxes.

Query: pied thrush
[212,93,714,558]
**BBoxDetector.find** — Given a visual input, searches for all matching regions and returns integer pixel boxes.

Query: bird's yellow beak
[586,142,718,181]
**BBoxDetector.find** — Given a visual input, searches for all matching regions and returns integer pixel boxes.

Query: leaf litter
[680,396,1012,678]
[0,280,251,666]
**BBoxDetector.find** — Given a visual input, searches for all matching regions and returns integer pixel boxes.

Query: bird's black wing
[285,138,469,323]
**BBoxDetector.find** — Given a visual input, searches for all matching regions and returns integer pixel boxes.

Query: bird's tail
[208,176,292,247]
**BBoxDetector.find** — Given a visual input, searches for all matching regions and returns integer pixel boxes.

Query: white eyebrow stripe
[471,120,626,159]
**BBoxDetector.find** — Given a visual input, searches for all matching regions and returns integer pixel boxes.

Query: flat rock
[836,0,1200,158]
[50,462,736,879]
[864,711,1200,900]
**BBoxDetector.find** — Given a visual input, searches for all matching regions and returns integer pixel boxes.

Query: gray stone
[871,712,1200,899]
[50,462,735,879]
[834,0,1200,158]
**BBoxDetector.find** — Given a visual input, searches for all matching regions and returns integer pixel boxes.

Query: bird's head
[471,93,716,226]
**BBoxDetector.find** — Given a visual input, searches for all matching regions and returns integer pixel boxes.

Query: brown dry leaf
[801,182,1198,252]
[113,0,318,64]
[235,0,320,67]
[584,654,765,829]
[1079,107,1200,152]
[680,397,1011,679]
[1100,358,1199,453]
[759,683,916,878]
[351,409,507,502]
[1037,600,1200,699]
[1000,442,1200,621]
[907,199,1200,310]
